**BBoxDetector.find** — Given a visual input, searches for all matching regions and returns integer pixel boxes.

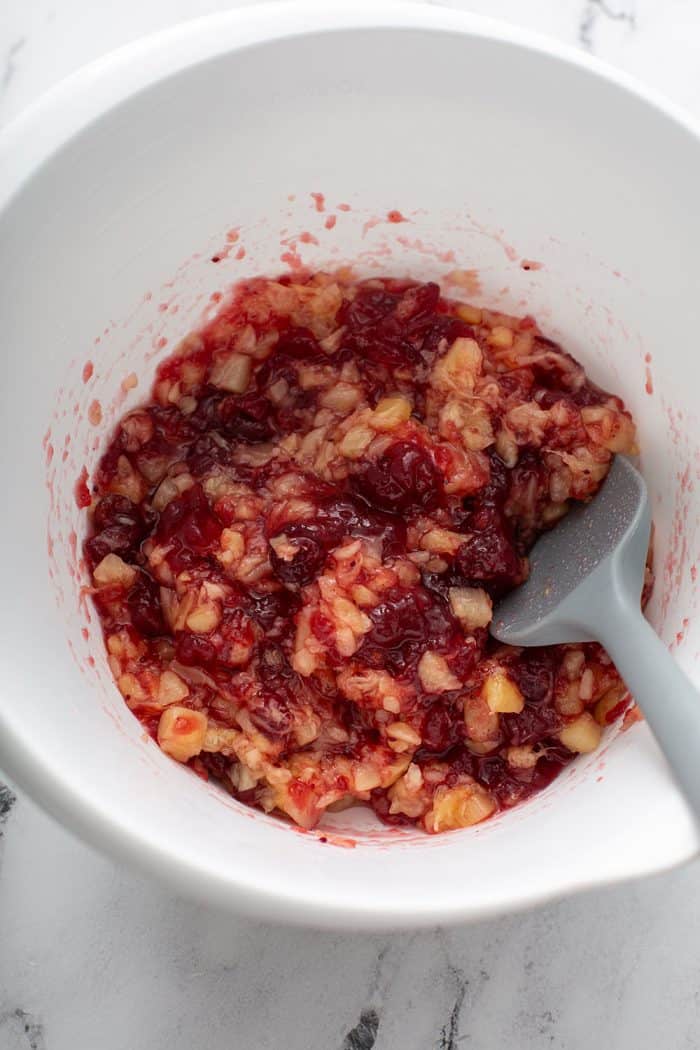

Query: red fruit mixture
[85,272,640,833]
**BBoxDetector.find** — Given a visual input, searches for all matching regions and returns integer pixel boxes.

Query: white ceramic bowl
[1,3,699,929]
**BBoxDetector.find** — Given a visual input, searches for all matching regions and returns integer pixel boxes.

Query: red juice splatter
[74,467,91,509]
[362,216,382,237]
[281,246,303,270]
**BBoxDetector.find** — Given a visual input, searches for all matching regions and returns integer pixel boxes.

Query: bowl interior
[1,13,699,925]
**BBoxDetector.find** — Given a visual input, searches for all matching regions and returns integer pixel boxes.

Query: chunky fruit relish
[85,272,639,833]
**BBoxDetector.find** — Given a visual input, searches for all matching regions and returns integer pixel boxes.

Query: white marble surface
[2,2,700,1047]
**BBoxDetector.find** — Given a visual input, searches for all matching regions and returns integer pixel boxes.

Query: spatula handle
[598,604,700,819]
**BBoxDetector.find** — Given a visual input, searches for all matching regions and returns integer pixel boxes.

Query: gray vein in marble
[338,941,406,1049]
[433,930,475,1047]
[0,783,17,834]
[436,978,467,1050]
[579,0,636,50]
[0,1009,46,1050]
[2,39,26,92]
[341,1008,380,1050]
[435,928,497,1047]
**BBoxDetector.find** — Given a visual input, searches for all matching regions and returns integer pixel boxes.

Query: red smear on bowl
[74,466,91,509]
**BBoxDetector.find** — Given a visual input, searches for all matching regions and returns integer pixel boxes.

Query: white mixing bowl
[1,3,699,928]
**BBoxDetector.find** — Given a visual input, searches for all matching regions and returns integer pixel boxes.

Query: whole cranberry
[361,586,457,675]
[127,572,165,637]
[338,285,438,367]
[353,441,444,514]
[320,496,407,557]
[501,705,560,747]
[155,484,221,560]
[219,393,274,443]
[175,632,217,668]
[246,589,301,631]
[85,495,145,568]
[511,650,555,705]
[455,519,523,596]
[421,702,461,754]
[269,529,327,588]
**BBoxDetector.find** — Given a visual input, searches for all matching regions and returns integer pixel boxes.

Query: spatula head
[490,455,650,646]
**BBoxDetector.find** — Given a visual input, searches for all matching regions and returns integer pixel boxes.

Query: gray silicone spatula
[491,454,700,817]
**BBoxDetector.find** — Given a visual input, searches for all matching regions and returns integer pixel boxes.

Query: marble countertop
[2,2,700,1047]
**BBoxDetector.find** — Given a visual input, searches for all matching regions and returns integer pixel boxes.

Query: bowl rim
[1,0,698,930]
